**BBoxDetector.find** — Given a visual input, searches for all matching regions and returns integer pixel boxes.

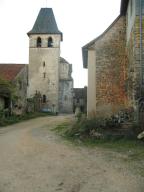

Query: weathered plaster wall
[94,16,128,117]
[87,49,96,117]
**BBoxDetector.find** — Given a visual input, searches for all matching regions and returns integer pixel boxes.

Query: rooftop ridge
[28,8,62,40]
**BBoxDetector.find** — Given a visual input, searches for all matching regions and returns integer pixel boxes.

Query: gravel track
[0,115,143,192]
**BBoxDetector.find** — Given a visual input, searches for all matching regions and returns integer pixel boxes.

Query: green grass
[0,112,56,127]
[52,122,70,133]
[53,122,144,160]
[53,122,144,177]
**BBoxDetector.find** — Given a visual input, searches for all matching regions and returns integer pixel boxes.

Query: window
[43,61,45,67]
[42,95,46,103]
[37,37,42,47]
[48,37,53,47]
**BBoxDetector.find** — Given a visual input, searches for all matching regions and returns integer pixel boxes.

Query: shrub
[61,112,143,141]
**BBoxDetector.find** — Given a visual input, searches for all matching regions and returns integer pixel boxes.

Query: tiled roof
[0,64,26,81]
[28,8,62,40]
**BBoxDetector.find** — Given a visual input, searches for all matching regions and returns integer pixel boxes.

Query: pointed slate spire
[28,8,63,40]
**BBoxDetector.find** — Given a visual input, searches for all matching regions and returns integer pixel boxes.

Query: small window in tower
[43,72,46,79]
[43,61,45,67]
[42,95,46,103]
[48,37,53,47]
[37,37,42,47]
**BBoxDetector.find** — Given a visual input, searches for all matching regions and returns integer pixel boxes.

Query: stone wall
[126,14,144,112]
[13,65,28,112]
[28,34,61,112]
[94,16,128,117]
[59,80,73,113]
[58,58,73,113]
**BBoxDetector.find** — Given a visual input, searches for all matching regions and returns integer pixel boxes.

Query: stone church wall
[59,80,73,113]
[58,59,73,113]
[28,34,61,112]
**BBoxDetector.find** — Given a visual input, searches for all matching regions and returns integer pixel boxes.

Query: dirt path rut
[0,115,143,192]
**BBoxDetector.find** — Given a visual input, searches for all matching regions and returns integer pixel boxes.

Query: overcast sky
[0,0,121,87]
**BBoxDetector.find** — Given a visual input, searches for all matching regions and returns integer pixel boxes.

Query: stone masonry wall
[14,65,28,110]
[28,34,61,112]
[59,80,73,113]
[126,15,144,111]
[94,16,128,117]
[58,60,73,113]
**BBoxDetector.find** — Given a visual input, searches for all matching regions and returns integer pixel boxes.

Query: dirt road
[0,115,143,192]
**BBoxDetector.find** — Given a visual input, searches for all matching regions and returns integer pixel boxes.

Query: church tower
[27,8,62,112]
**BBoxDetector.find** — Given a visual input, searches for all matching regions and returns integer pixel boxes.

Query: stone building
[82,0,144,118]
[0,8,73,114]
[59,57,73,113]
[27,8,73,113]
[73,87,87,113]
[0,64,28,112]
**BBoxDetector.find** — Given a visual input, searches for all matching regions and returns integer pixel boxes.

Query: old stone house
[27,8,73,113]
[82,0,144,119]
[0,64,28,113]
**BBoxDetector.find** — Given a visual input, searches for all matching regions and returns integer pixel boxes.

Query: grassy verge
[53,121,144,176]
[53,122,144,159]
[0,112,56,127]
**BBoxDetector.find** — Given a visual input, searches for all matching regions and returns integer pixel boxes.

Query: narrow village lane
[0,115,143,192]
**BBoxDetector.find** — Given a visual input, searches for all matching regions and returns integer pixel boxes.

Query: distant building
[82,0,144,119]
[59,57,73,113]
[0,64,28,112]
[73,87,87,113]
